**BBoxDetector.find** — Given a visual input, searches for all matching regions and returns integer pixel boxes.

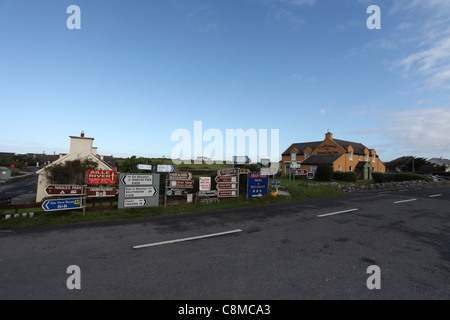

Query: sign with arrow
[86,187,119,198]
[169,172,193,180]
[42,198,83,212]
[118,173,160,209]
[215,176,238,183]
[217,168,240,176]
[169,180,194,189]
[216,183,238,190]
[136,164,153,171]
[87,170,116,185]
[155,164,174,173]
[247,173,269,198]
[45,185,83,196]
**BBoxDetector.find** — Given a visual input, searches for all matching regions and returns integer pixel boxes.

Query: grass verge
[0,184,344,230]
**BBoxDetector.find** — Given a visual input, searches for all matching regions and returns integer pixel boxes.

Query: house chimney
[81,131,85,138]
[325,131,333,140]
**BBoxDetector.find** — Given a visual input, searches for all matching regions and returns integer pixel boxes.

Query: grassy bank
[0,184,343,230]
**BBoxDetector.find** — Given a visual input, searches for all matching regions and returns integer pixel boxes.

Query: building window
[305,153,310,159]
[380,168,383,173]
[338,166,342,172]
[372,156,375,163]
[311,166,317,174]
[349,166,353,172]
[291,153,296,161]
[349,151,353,161]
[366,154,369,161]
[358,156,361,161]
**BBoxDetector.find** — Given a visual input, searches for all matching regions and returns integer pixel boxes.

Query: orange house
[281,132,386,180]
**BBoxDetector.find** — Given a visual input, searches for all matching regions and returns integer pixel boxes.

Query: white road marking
[133,229,243,249]
[429,194,442,198]
[317,209,359,218]
[394,199,417,204]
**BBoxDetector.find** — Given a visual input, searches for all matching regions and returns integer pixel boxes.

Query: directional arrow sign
[136,164,153,171]
[42,198,83,212]
[121,174,153,186]
[125,186,158,198]
[217,190,238,198]
[169,172,193,180]
[45,185,83,196]
[295,169,308,175]
[216,183,238,190]
[217,168,240,176]
[169,180,194,189]
[215,175,238,183]
[155,164,174,173]
[123,198,148,208]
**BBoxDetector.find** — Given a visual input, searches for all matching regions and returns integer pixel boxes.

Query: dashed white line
[429,194,442,198]
[133,229,243,249]
[394,199,417,204]
[317,209,359,218]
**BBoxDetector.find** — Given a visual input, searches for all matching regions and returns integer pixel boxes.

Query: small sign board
[295,169,308,175]
[215,175,238,183]
[247,173,269,198]
[169,172,193,180]
[45,185,83,196]
[217,168,240,176]
[217,190,238,198]
[42,198,83,212]
[233,156,250,165]
[136,164,153,171]
[86,187,118,198]
[216,183,238,190]
[155,164,175,173]
[199,177,211,191]
[87,170,116,185]
[272,181,283,188]
[169,180,194,189]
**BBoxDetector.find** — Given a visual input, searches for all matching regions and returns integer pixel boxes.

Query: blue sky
[1,0,450,162]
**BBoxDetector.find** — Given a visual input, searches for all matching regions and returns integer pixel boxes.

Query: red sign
[86,187,119,198]
[217,190,238,198]
[169,172,193,180]
[216,183,238,190]
[295,169,308,175]
[169,180,194,189]
[217,168,240,176]
[87,170,116,185]
[45,185,83,196]
[215,175,238,183]
[248,173,268,179]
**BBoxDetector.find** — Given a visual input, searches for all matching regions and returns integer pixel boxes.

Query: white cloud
[349,107,450,158]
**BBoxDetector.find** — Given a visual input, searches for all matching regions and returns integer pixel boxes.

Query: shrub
[333,171,357,182]
[372,172,431,183]
[314,164,334,181]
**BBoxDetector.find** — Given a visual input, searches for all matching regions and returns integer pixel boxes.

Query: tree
[385,156,429,173]
[44,159,99,185]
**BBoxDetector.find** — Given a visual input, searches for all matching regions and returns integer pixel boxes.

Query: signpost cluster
[165,171,194,206]
[216,168,240,198]
[42,169,118,214]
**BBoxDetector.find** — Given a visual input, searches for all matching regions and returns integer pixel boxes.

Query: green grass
[0,184,344,230]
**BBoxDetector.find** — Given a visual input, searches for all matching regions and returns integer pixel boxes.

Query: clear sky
[1,0,450,162]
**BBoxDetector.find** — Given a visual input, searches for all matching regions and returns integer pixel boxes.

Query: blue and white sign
[247,173,269,198]
[272,181,283,188]
[137,164,153,171]
[155,164,174,173]
[42,198,83,212]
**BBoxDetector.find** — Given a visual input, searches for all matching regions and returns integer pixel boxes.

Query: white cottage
[36,132,115,202]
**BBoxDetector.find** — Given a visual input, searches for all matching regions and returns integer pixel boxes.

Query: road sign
[136,164,153,171]
[198,190,217,197]
[247,173,269,198]
[118,173,160,209]
[272,181,283,188]
[169,172,193,180]
[121,174,153,186]
[169,180,194,189]
[307,172,315,180]
[216,183,238,190]
[123,198,148,208]
[86,187,119,198]
[45,185,83,196]
[217,190,238,198]
[155,164,174,173]
[199,177,211,191]
[217,168,240,176]
[124,186,158,198]
[87,170,116,185]
[215,175,238,183]
[295,169,308,175]
[290,162,301,169]
[167,189,189,196]
[42,198,83,212]
[240,169,250,174]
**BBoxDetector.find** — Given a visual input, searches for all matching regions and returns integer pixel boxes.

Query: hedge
[333,171,357,182]
[372,172,431,183]
[314,164,334,181]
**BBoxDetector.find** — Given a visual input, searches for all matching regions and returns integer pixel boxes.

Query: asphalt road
[0,167,38,204]
[0,184,449,300]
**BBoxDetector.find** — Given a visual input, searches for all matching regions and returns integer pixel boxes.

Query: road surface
[0,184,449,300]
